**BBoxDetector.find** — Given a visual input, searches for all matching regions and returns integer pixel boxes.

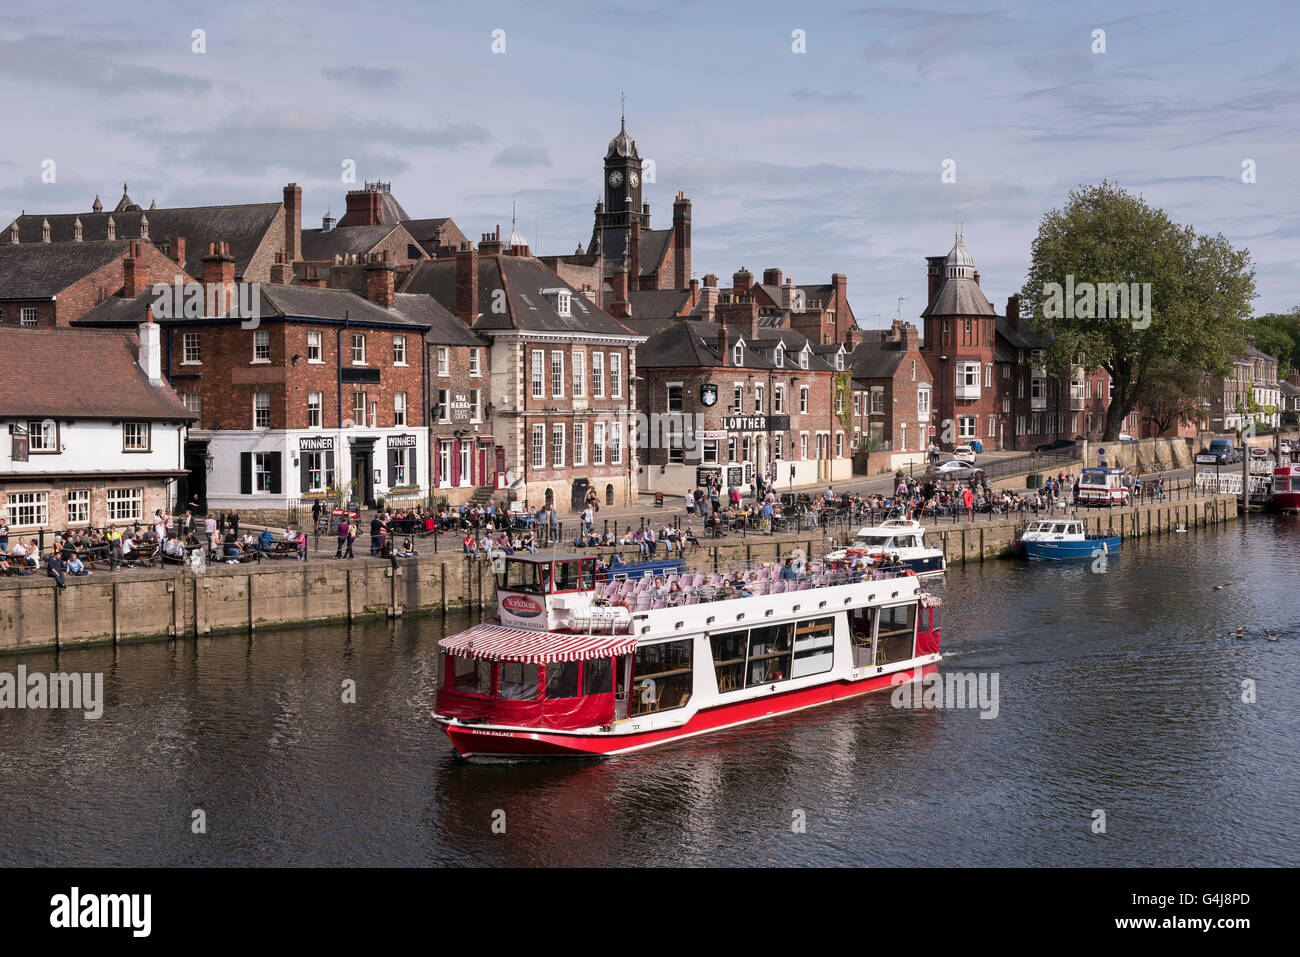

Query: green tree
[1018,182,1256,440]
[1140,361,1211,435]
[1246,307,1300,375]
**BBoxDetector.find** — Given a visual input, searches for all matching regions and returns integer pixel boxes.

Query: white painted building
[0,324,193,533]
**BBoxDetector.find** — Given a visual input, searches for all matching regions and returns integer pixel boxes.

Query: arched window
[733,341,744,366]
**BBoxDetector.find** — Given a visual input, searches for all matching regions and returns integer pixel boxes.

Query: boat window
[711,630,748,693]
[451,654,492,697]
[793,617,835,678]
[876,604,916,666]
[1051,523,1066,534]
[499,560,548,594]
[581,559,596,590]
[554,560,580,591]
[498,661,540,700]
[545,660,581,699]
[747,623,793,687]
[582,656,614,696]
[631,640,693,715]
[850,607,876,668]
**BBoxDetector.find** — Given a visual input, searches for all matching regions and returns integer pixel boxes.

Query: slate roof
[637,320,777,370]
[0,327,193,420]
[749,328,837,372]
[0,240,136,299]
[300,224,420,261]
[996,317,1048,350]
[400,254,639,337]
[77,283,439,330]
[594,227,673,276]
[849,339,907,380]
[7,203,282,279]
[626,288,692,321]
[920,278,995,318]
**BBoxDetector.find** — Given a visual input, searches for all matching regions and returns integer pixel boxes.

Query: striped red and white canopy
[439,623,637,664]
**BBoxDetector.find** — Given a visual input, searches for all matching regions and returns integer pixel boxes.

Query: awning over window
[440,623,637,664]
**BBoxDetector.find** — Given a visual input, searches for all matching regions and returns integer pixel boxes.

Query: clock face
[629,171,639,188]
[608,170,623,188]
[701,384,718,406]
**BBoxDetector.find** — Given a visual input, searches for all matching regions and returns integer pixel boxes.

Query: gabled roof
[749,328,837,372]
[0,240,137,299]
[850,339,907,380]
[637,320,777,370]
[402,217,469,251]
[626,288,692,322]
[300,224,424,262]
[7,203,282,279]
[0,327,193,421]
[400,254,638,337]
[920,278,995,318]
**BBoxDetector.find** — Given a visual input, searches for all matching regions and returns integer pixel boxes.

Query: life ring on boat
[902,568,917,577]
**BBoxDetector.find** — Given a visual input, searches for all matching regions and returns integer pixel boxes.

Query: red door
[478,444,489,487]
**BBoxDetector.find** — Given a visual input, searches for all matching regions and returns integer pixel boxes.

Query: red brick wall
[165,321,426,432]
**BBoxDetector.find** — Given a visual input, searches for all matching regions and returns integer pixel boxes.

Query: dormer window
[799,347,809,370]
[733,341,744,366]
[835,351,845,371]
[541,288,572,318]
[774,343,784,368]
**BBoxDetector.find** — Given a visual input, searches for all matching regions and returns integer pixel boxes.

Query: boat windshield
[497,559,550,594]
[856,534,893,549]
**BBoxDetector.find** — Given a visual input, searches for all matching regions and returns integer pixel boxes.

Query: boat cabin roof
[1026,520,1083,534]
[502,552,588,564]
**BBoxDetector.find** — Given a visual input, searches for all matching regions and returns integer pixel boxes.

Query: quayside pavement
[0,490,1238,654]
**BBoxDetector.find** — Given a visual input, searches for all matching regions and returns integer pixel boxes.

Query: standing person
[346,519,357,559]
[0,514,8,555]
[548,504,559,545]
[336,517,350,558]
[963,485,975,522]
[369,514,383,556]
[153,509,166,542]
[182,510,194,536]
[311,499,322,531]
[685,489,696,523]
[581,504,594,537]
[204,514,218,556]
[46,550,67,590]
[228,508,240,537]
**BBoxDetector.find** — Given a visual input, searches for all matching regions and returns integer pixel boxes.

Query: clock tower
[590,107,650,265]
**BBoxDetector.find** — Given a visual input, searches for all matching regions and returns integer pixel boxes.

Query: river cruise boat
[1273,448,1300,513]
[432,553,942,759]
[1015,520,1121,561]
[1077,467,1131,507]
[824,517,946,578]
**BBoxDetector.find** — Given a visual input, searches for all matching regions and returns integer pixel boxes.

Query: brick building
[0,238,191,328]
[78,246,435,517]
[848,320,934,467]
[401,236,642,512]
[1208,337,1281,433]
[0,324,194,534]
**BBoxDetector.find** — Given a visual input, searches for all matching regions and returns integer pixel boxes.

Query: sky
[2,0,1297,326]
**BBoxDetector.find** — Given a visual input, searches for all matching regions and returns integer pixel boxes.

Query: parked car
[952,444,977,464]
[1035,438,1076,453]
[926,460,984,480]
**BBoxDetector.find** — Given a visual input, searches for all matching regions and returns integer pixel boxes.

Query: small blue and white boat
[1017,519,1121,561]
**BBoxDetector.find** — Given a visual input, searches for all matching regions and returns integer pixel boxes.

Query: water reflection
[0,517,1297,866]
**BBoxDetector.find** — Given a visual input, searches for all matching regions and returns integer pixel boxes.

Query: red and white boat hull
[437,661,939,759]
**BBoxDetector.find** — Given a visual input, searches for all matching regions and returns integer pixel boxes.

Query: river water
[2,516,1297,867]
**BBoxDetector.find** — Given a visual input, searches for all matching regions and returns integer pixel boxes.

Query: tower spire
[620,90,626,129]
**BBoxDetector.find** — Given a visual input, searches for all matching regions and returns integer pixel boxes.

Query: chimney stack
[672,192,692,290]
[718,321,730,365]
[763,267,783,288]
[138,306,163,384]
[733,267,753,294]
[270,251,292,285]
[283,183,302,263]
[781,277,798,312]
[689,277,700,309]
[455,244,479,326]
[926,256,946,305]
[699,273,720,322]
[123,242,142,298]
[610,263,631,318]
[365,251,396,307]
[201,241,236,314]
[479,231,503,256]
[345,187,383,227]
[167,236,186,268]
[1006,295,1020,332]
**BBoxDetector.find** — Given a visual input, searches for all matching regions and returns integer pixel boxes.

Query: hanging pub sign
[700,384,718,407]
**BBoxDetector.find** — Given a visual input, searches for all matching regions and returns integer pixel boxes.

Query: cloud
[128,110,492,177]
[0,33,210,94]
[492,145,551,168]
[321,66,401,90]
[791,88,866,103]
